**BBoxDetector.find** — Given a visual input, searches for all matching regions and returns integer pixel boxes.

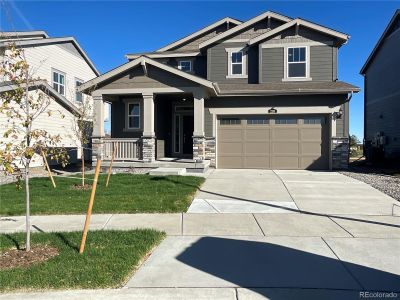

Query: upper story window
[127,102,140,129]
[75,79,83,103]
[52,70,65,95]
[287,47,307,78]
[226,48,247,78]
[178,60,192,72]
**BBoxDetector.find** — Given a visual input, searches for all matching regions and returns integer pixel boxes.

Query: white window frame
[52,69,66,95]
[225,47,247,78]
[283,46,311,81]
[75,78,84,103]
[177,60,193,73]
[124,100,141,131]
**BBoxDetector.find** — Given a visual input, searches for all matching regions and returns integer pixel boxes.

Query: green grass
[0,230,165,292]
[0,174,205,216]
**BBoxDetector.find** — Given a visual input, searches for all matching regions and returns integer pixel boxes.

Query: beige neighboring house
[0,30,99,167]
[79,11,359,172]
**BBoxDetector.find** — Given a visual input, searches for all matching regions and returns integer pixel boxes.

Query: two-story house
[0,30,99,167]
[79,11,359,171]
[360,10,400,162]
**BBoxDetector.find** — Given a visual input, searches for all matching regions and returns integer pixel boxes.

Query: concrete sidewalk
[1,212,399,238]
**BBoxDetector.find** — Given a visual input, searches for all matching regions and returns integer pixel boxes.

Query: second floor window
[287,47,307,78]
[75,80,83,103]
[178,60,192,72]
[52,70,65,95]
[231,51,243,75]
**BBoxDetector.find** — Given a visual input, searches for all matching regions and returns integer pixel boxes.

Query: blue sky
[1,1,398,140]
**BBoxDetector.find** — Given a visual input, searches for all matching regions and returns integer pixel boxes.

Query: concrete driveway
[189,169,398,215]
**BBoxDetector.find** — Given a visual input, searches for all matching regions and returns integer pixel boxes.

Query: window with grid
[247,117,269,125]
[287,47,307,78]
[231,51,243,75]
[127,103,140,129]
[275,118,297,125]
[304,117,324,125]
[220,118,241,125]
[178,60,192,72]
[52,70,65,95]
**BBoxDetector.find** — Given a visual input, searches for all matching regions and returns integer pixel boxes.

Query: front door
[182,115,194,155]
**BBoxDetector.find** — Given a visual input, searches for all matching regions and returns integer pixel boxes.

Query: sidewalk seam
[321,237,365,290]
[272,170,300,211]
[102,214,114,230]
[252,214,266,236]
[328,216,355,238]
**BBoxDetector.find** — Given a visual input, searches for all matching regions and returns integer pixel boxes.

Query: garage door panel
[217,115,328,170]
[273,142,299,154]
[244,157,270,169]
[272,156,299,169]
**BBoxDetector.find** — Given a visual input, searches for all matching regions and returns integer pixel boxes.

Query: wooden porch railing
[102,138,141,160]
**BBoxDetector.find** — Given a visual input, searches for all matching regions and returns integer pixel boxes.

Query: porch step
[149,167,187,176]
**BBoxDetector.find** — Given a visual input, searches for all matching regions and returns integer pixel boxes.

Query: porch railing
[102,138,141,161]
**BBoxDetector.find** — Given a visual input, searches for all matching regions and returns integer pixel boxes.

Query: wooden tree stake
[105,143,118,187]
[41,150,56,188]
[79,157,102,254]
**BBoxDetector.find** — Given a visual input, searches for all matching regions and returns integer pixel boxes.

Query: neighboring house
[79,11,359,171]
[360,10,400,162]
[0,30,99,167]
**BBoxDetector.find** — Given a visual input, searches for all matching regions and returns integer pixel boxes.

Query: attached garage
[217,115,329,169]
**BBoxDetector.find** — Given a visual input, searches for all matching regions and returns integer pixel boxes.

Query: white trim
[126,51,200,60]
[199,11,292,49]
[225,47,247,78]
[283,46,311,81]
[209,106,341,115]
[177,59,193,73]
[92,87,204,97]
[261,40,332,48]
[157,17,242,52]
[221,39,249,43]
[124,100,141,131]
[52,68,66,96]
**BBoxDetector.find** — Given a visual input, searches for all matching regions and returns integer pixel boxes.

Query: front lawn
[0,229,165,292]
[0,174,204,216]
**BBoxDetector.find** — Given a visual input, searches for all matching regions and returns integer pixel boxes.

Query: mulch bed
[70,183,92,191]
[0,245,59,270]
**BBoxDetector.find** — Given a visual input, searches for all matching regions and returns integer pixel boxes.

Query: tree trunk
[82,146,85,186]
[25,162,31,251]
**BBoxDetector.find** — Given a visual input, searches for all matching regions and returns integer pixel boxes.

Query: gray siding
[335,102,349,137]
[310,45,334,81]
[155,56,207,79]
[204,108,213,137]
[261,47,284,82]
[364,27,400,158]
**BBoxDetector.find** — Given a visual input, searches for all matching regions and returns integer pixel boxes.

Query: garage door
[217,115,329,169]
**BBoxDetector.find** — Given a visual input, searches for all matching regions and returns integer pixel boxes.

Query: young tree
[70,97,93,187]
[0,44,68,251]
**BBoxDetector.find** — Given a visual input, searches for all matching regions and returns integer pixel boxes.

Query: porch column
[92,95,105,162]
[142,93,155,162]
[193,95,205,161]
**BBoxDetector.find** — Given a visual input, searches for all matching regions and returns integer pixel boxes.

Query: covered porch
[82,56,216,171]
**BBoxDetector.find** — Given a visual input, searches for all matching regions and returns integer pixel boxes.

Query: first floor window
[220,118,241,125]
[178,60,192,72]
[275,118,297,125]
[287,47,306,78]
[127,103,140,129]
[231,51,243,75]
[304,117,325,125]
[52,70,65,95]
[75,80,83,103]
[247,117,269,125]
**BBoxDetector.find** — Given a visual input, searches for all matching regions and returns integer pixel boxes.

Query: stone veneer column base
[142,136,155,162]
[193,136,205,161]
[204,137,216,167]
[332,137,349,170]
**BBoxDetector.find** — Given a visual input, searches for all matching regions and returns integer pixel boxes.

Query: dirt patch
[0,245,59,270]
[70,183,92,191]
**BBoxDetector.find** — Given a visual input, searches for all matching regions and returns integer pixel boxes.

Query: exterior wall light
[268,107,277,113]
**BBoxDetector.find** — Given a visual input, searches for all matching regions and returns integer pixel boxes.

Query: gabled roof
[156,17,242,52]
[360,10,400,74]
[248,18,349,46]
[0,30,49,39]
[78,56,215,93]
[199,11,292,49]
[0,34,100,76]
[0,80,80,115]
